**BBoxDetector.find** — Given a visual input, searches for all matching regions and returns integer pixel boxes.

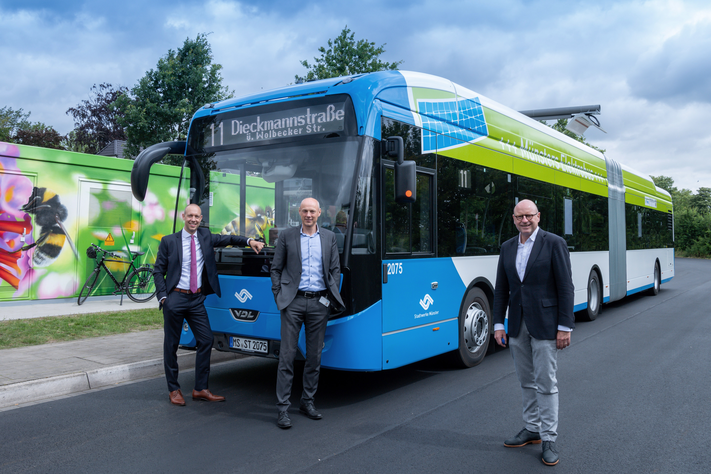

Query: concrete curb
[0,350,243,409]
[0,373,90,408]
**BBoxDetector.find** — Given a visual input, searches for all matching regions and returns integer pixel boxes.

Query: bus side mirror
[385,136,416,204]
[131,141,187,201]
[395,160,416,204]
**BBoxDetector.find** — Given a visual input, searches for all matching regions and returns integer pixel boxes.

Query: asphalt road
[1,258,709,474]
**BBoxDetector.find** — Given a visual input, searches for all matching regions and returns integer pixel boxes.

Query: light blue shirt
[299,226,326,292]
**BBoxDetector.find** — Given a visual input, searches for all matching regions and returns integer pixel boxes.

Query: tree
[650,175,677,195]
[62,130,92,153]
[295,26,402,82]
[66,83,128,154]
[548,119,605,153]
[0,106,30,142]
[114,33,233,159]
[651,175,695,210]
[13,122,64,149]
[691,187,711,215]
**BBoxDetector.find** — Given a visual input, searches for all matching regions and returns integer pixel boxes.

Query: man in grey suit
[270,197,345,429]
[493,199,574,466]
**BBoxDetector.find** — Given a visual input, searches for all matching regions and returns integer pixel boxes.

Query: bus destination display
[204,102,346,148]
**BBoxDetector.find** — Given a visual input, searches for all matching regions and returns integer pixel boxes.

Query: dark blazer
[270,226,345,313]
[493,229,575,340]
[153,227,249,301]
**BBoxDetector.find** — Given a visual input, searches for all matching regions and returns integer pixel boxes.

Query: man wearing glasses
[493,199,574,466]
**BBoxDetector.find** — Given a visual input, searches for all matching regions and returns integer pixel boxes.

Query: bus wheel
[581,270,602,322]
[648,262,661,296]
[454,287,491,368]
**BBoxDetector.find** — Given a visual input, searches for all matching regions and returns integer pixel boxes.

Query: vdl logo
[234,289,253,303]
[420,294,434,310]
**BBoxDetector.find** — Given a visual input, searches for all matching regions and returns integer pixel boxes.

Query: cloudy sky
[1,0,709,192]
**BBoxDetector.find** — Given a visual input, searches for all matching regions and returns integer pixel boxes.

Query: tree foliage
[66,83,128,154]
[0,106,31,142]
[1,106,63,149]
[296,26,402,82]
[114,33,232,159]
[691,187,711,215]
[12,122,64,149]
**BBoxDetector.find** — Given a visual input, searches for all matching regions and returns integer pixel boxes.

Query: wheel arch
[589,264,603,290]
[460,277,494,314]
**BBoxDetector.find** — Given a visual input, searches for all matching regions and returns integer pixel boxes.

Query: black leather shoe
[504,428,542,447]
[277,411,291,429]
[542,441,559,466]
[299,402,322,420]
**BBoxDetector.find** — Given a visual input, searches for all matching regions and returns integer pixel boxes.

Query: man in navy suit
[154,203,264,406]
[270,197,345,429]
[493,199,574,466]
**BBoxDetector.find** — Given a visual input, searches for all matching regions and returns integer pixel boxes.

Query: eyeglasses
[513,213,538,221]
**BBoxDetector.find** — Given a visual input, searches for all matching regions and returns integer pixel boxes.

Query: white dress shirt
[177,228,204,291]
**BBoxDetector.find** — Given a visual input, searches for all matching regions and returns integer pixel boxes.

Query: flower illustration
[0,155,34,290]
[141,191,165,225]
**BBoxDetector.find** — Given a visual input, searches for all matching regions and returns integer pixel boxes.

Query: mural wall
[0,142,182,302]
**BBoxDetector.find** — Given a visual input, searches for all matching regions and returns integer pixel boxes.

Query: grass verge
[0,308,163,350]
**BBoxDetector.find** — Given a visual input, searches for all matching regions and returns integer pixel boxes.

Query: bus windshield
[189,137,361,253]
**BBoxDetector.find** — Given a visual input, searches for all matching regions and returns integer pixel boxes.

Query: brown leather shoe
[192,389,225,402]
[169,389,186,406]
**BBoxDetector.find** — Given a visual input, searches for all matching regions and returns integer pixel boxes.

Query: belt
[174,288,201,294]
[296,290,327,298]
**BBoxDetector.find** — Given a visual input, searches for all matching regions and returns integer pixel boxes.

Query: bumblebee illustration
[21,187,79,267]
[221,205,274,240]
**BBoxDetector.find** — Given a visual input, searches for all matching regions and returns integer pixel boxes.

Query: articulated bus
[131,71,673,370]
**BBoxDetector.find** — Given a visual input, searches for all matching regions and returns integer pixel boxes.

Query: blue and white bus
[131,70,674,370]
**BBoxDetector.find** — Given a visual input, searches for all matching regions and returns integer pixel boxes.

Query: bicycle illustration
[77,243,156,305]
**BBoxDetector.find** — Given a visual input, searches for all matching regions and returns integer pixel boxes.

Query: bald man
[270,198,345,429]
[154,204,263,406]
[493,199,574,466]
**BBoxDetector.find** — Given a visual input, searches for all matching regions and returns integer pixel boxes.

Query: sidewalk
[1,294,154,321]
[0,297,243,410]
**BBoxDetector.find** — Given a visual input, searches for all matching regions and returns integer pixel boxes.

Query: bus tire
[454,287,491,368]
[648,262,661,296]
[580,270,602,322]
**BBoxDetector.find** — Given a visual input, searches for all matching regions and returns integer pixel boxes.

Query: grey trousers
[509,319,559,442]
[276,294,330,412]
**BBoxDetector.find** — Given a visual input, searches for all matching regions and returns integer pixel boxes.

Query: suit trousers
[509,319,559,442]
[276,294,330,412]
[162,291,213,392]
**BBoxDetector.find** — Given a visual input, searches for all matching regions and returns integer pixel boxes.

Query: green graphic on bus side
[406,87,667,207]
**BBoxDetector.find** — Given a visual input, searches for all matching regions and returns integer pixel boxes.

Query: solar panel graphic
[417,97,488,153]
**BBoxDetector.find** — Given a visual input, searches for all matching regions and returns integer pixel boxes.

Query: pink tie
[190,235,198,293]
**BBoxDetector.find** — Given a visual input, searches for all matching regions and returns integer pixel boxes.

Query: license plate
[229,336,268,354]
